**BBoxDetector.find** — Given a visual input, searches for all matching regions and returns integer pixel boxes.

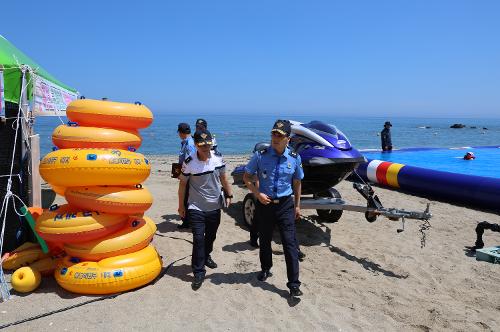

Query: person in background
[178,123,196,165]
[243,119,304,297]
[176,123,196,229]
[178,129,233,290]
[464,151,476,160]
[381,121,393,151]
[195,118,218,152]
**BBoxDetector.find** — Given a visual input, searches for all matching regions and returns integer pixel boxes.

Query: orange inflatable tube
[52,124,142,150]
[55,244,162,295]
[66,99,153,130]
[39,148,151,187]
[35,204,128,243]
[63,216,157,261]
[1,242,48,270]
[64,185,153,215]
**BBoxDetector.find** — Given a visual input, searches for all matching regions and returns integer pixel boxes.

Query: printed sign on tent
[0,70,5,118]
[32,74,78,116]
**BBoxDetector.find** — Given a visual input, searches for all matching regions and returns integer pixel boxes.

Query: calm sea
[34,113,500,156]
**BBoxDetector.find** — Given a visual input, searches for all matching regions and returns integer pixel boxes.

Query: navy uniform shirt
[245,146,304,198]
[179,136,196,164]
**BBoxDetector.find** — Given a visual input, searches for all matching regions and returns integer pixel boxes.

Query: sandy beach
[1,154,499,331]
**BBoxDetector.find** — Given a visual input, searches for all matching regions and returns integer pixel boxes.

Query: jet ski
[288,120,366,195]
[231,121,431,233]
[232,120,365,196]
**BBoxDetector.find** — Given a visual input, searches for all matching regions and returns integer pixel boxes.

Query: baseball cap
[177,123,191,134]
[384,121,392,127]
[195,118,208,129]
[193,129,213,146]
[271,119,292,136]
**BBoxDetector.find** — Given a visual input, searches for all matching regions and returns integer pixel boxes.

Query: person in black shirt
[381,121,393,151]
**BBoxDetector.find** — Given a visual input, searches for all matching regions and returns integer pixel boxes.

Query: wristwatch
[226,194,233,198]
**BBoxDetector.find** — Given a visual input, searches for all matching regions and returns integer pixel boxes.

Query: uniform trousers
[188,209,221,277]
[257,195,300,289]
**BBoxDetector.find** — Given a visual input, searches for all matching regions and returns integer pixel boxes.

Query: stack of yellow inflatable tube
[33,99,161,295]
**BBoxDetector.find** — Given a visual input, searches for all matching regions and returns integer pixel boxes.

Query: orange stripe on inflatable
[386,163,405,188]
[376,162,392,185]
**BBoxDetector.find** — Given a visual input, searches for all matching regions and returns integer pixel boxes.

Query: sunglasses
[271,132,288,138]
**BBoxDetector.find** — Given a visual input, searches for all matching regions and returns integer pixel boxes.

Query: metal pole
[20,66,37,206]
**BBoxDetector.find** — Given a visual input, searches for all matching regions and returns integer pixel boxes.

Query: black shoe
[177,222,190,229]
[298,250,306,261]
[205,256,217,269]
[257,270,272,281]
[191,275,204,290]
[250,238,259,248]
[289,286,303,297]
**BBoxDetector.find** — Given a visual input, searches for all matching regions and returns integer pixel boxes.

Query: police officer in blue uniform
[243,120,304,297]
[176,123,196,229]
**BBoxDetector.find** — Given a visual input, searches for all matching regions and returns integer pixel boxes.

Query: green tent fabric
[0,35,77,104]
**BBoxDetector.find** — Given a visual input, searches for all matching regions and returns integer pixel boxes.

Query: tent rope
[0,64,33,302]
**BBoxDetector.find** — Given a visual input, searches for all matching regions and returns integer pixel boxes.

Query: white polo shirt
[181,151,226,211]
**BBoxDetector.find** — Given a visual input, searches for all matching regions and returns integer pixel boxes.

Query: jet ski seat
[253,142,270,153]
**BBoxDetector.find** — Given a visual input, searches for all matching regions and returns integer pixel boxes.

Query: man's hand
[225,197,232,208]
[295,207,301,221]
[178,205,186,219]
[257,192,271,205]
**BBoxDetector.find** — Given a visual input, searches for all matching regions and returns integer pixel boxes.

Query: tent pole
[20,68,39,207]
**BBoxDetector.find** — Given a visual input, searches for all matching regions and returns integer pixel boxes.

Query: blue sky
[3,1,500,117]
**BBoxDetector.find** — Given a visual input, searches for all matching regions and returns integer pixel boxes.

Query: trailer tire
[314,188,343,223]
[242,193,257,228]
[365,211,377,223]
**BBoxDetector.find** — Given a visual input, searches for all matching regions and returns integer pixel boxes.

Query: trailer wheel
[314,188,343,223]
[365,211,377,223]
[242,193,256,228]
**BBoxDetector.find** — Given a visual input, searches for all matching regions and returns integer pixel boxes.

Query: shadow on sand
[167,263,300,306]
[156,214,191,234]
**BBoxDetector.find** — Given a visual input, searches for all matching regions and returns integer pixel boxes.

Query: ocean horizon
[34,113,500,157]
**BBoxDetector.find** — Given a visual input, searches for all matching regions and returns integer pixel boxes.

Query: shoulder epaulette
[258,148,268,155]
[184,156,192,164]
[289,150,298,158]
[214,150,222,157]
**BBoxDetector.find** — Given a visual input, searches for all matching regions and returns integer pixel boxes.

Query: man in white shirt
[178,129,233,290]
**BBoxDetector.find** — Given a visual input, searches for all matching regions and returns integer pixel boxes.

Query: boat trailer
[238,178,432,246]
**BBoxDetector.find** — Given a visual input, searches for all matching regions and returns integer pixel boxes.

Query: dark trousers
[250,213,301,251]
[257,196,300,289]
[188,209,221,278]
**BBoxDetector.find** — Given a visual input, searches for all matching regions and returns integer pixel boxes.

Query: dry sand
[1,155,499,331]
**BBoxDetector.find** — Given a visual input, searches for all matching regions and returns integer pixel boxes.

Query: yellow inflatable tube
[66,99,153,130]
[64,216,157,261]
[55,244,162,295]
[52,124,142,150]
[1,242,49,270]
[65,185,153,215]
[36,204,129,243]
[39,148,151,187]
